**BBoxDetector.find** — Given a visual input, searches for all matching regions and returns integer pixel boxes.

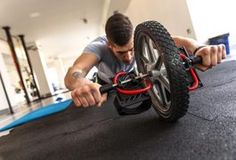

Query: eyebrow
[117,47,134,54]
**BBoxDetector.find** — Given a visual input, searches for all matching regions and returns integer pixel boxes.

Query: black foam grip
[191,56,202,65]
[99,84,114,94]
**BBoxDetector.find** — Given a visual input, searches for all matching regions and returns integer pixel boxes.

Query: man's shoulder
[85,36,110,52]
[83,36,111,60]
[91,35,108,44]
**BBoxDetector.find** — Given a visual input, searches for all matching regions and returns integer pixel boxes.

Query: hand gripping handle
[191,56,202,65]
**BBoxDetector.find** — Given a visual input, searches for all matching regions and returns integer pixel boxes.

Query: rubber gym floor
[0,60,236,160]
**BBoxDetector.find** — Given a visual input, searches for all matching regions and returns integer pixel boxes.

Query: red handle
[113,71,152,95]
[180,54,199,91]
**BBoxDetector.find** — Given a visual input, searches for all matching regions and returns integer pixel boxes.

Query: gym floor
[0,53,236,160]
[0,92,71,137]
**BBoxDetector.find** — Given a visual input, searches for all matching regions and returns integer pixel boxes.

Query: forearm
[172,36,202,54]
[64,53,98,90]
[64,66,90,91]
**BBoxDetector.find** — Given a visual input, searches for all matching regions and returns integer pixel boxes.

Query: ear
[107,41,112,49]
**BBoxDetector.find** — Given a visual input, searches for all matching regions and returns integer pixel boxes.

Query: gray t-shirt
[83,36,135,83]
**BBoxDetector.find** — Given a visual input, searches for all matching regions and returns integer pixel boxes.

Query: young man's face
[109,39,134,65]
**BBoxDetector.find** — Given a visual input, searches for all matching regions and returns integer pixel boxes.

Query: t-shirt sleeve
[82,41,104,61]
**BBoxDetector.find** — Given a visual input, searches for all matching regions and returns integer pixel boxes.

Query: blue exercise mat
[0,99,72,132]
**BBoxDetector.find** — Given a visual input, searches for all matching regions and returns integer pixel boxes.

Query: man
[64,13,226,108]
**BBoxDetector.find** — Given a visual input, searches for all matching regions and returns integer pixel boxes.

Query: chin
[123,59,133,65]
[124,61,132,65]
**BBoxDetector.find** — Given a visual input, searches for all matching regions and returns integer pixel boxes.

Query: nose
[123,52,133,63]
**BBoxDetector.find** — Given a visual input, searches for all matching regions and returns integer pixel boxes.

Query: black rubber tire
[134,21,190,122]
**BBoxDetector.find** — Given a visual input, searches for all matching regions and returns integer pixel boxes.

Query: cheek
[124,52,134,58]
[114,52,123,60]
[130,51,134,57]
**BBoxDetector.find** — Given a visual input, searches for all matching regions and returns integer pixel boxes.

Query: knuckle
[83,85,91,92]
[81,101,88,107]
[74,101,81,107]
[71,91,75,97]
[203,51,209,56]
[79,88,90,96]
[211,62,217,66]
[91,83,100,90]
[221,44,226,49]
[203,60,211,67]
[71,89,78,96]
[90,101,96,106]
[75,103,81,108]
[90,86,98,92]
[210,46,217,53]
[84,104,89,107]
[217,45,222,52]
[74,90,81,97]
[198,49,208,56]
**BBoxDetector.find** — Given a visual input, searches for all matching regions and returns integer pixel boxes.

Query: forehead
[114,39,133,50]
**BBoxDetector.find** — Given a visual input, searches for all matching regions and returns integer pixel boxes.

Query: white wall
[0,56,11,111]
[123,0,196,38]
[0,77,9,111]
[28,44,54,96]
[0,39,25,107]
[0,39,16,109]
[187,0,236,47]
[47,57,67,90]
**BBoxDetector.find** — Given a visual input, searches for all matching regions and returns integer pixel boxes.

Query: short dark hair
[105,13,133,46]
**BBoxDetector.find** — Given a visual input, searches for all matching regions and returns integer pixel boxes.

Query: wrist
[71,77,92,90]
[67,69,87,90]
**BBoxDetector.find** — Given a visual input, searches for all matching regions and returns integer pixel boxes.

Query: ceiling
[0,0,131,60]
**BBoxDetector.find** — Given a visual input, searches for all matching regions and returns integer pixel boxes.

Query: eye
[117,47,134,54]
[117,51,127,54]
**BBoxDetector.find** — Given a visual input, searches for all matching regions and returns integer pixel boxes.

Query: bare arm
[172,36,200,54]
[64,52,107,108]
[64,53,98,90]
